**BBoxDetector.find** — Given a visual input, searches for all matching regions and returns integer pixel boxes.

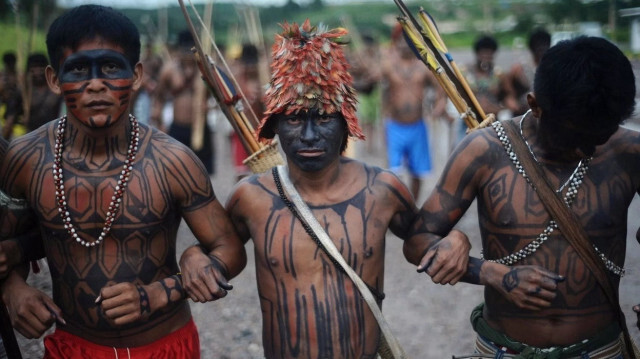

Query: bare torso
[451,121,640,346]
[158,59,204,127]
[227,159,416,358]
[6,121,216,346]
[382,55,431,124]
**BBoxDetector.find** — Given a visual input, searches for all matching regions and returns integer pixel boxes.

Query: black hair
[26,53,49,69]
[528,28,551,53]
[46,5,140,72]
[473,35,498,53]
[534,36,635,130]
[240,43,259,65]
[2,52,16,67]
[177,30,195,49]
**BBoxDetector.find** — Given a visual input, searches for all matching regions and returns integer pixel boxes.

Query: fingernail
[95,295,102,304]
[556,276,565,282]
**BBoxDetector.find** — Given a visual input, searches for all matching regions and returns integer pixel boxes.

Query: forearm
[14,230,44,262]
[403,233,442,265]
[1,263,30,301]
[460,258,507,288]
[146,274,186,314]
[200,240,247,280]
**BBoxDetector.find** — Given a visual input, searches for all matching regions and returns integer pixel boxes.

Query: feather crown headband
[257,19,365,141]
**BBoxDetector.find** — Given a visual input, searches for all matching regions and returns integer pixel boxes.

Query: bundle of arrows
[393,0,496,131]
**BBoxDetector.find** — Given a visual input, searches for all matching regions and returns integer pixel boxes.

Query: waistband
[48,317,197,354]
[470,303,622,358]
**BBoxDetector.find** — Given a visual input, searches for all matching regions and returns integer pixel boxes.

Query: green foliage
[0,21,48,71]
[1,0,639,64]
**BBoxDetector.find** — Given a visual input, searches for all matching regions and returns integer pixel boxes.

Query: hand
[488,264,564,311]
[4,282,64,339]
[179,245,232,303]
[418,229,471,285]
[98,282,150,326]
[0,241,15,279]
[633,304,640,330]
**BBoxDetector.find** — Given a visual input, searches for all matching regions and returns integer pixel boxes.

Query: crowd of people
[1,4,639,359]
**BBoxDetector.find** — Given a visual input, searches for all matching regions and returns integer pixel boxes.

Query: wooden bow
[178,0,283,171]
[393,0,494,130]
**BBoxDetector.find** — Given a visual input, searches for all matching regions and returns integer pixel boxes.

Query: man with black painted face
[0,5,246,358]
[179,20,471,358]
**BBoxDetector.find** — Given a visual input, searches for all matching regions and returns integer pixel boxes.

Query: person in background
[153,30,216,174]
[503,28,552,117]
[1,52,22,139]
[380,24,446,200]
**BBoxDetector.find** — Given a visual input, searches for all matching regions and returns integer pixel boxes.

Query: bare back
[226,159,416,358]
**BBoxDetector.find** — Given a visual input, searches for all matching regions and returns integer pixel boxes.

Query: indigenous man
[380,24,446,200]
[0,5,246,358]
[503,28,552,117]
[407,36,638,357]
[180,20,470,358]
[2,53,64,135]
[152,30,215,175]
[0,52,21,140]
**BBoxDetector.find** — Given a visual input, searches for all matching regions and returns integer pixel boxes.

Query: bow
[177,0,283,173]
[393,0,495,130]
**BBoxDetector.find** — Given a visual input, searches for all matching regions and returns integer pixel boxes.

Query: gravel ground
[13,49,640,358]
[14,118,640,359]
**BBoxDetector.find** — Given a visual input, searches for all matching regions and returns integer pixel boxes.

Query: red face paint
[57,41,136,128]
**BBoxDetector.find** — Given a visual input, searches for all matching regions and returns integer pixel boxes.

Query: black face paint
[275,111,347,172]
[59,49,133,83]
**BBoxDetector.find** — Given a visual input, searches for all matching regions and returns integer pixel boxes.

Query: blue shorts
[384,118,431,177]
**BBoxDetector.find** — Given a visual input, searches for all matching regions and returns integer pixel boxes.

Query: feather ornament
[258,19,364,141]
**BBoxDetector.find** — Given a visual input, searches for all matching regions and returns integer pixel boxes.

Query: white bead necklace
[53,114,140,247]
[485,118,624,276]
[518,109,585,194]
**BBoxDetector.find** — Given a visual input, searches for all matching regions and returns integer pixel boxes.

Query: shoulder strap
[273,165,407,359]
[500,119,636,358]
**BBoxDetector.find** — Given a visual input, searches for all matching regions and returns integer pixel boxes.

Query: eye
[102,62,122,75]
[285,116,302,125]
[67,63,88,75]
[317,114,338,124]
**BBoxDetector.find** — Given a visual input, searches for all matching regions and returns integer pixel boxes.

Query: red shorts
[43,318,200,359]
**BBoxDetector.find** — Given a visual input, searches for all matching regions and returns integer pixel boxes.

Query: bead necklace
[485,119,625,276]
[53,114,140,247]
[519,109,584,194]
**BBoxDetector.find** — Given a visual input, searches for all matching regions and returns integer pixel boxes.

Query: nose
[300,118,319,143]
[85,77,107,93]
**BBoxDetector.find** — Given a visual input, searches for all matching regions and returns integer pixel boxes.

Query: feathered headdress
[257,19,365,141]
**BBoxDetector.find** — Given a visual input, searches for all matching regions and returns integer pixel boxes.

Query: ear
[132,62,143,92]
[45,65,62,95]
[526,92,542,118]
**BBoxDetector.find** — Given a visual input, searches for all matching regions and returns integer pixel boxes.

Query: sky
[57,0,353,9]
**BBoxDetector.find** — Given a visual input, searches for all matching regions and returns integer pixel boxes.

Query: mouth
[85,101,113,110]
[297,148,325,157]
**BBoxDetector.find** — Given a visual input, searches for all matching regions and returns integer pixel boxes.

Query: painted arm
[406,130,562,309]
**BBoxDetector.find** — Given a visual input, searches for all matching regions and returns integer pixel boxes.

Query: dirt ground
[15,119,640,359]
[13,49,640,358]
